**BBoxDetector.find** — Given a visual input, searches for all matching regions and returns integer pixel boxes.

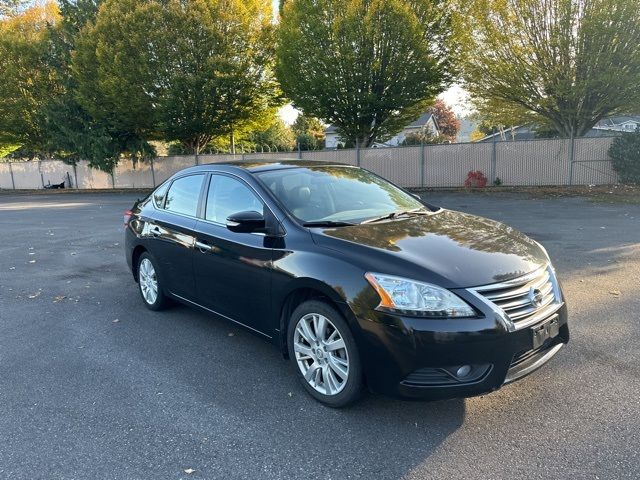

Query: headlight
[364,272,476,318]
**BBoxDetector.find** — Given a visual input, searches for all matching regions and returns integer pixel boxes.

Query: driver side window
[205,175,264,224]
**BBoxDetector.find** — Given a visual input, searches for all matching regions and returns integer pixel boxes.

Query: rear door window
[164,174,204,217]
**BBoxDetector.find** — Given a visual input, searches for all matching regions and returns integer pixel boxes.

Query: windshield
[256,166,426,224]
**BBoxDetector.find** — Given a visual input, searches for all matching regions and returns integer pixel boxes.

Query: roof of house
[594,115,640,128]
[405,112,436,129]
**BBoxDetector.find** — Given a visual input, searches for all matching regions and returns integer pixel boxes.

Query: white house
[592,115,640,133]
[324,112,440,149]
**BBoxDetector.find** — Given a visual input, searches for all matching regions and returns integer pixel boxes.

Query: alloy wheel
[139,258,158,305]
[293,313,350,396]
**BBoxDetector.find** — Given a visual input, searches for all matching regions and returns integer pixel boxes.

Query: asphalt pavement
[0,190,638,480]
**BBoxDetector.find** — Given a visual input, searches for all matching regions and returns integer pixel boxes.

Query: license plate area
[531,314,560,349]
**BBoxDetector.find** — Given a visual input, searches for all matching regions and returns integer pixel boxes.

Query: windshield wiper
[303,220,357,228]
[360,208,429,224]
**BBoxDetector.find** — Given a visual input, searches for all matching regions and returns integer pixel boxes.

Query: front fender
[270,248,375,347]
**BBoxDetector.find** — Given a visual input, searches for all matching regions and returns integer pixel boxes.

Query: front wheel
[287,300,363,407]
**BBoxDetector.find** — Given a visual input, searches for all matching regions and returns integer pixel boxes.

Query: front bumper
[355,301,569,400]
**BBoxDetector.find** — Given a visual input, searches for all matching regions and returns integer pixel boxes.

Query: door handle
[195,240,213,253]
[149,226,162,237]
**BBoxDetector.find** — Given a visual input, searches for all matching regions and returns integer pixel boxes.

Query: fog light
[456,365,472,378]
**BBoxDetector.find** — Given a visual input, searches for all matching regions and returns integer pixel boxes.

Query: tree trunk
[229,128,236,155]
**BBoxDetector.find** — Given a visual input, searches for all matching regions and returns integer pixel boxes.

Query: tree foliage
[609,129,640,184]
[462,0,640,137]
[0,3,60,155]
[428,99,460,141]
[246,117,296,152]
[42,0,137,171]
[171,109,296,154]
[276,0,456,147]
[292,114,325,150]
[401,131,449,145]
[74,0,279,159]
[0,0,29,18]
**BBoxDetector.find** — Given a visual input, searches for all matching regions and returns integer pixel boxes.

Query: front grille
[402,368,457,386]
[472,265,560,328]
[401,364,492,387]
[505,337,563,383]
[511,338,559,369]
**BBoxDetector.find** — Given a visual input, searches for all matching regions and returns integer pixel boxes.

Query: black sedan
[124,161,569,407]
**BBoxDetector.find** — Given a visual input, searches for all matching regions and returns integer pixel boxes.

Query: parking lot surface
[0,191,638,480]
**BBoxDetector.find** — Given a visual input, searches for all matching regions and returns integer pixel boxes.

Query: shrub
[609,130,640,184]
[401,131,449,146]
[465,170,488,188]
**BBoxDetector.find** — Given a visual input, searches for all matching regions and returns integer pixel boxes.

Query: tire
[287,300,363,407]
[136,252,170,311]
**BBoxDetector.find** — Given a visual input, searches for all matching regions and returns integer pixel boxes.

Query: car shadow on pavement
[114,301,465,479]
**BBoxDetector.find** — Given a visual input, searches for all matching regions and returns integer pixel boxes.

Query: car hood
[311,209,549,288]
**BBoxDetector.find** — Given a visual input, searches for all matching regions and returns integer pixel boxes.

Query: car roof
[176,159,354,175]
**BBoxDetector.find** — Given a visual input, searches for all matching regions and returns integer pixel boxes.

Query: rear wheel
[137,252,169,311]
[288,300,363,407]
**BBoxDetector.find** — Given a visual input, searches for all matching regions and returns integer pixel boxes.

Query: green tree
[276,0,456,147]
[74,0,280,159]
[609,129,640,183]
[203,110,296,153]
[0,3,60,156]
[247,117,296,152]
[462,0,640,137]
[292,114,325,150]
[41,0,137,171]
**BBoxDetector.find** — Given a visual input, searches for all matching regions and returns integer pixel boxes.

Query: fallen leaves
[609,290,621,297]
[184,468,196,475]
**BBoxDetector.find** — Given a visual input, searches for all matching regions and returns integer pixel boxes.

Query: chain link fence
[0,136,619,190]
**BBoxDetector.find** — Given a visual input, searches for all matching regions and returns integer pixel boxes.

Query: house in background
[475,114,640,142]
[456,117,478,143]
[592,116,640,133]
[324,112,439,149]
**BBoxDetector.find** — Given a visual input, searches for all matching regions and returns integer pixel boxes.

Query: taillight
[124,210,133,228]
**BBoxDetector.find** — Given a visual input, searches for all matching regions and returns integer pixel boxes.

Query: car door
[143,173,205,300]
[192,173,273,335]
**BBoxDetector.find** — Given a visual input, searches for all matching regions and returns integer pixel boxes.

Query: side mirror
[226,210,266,233]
